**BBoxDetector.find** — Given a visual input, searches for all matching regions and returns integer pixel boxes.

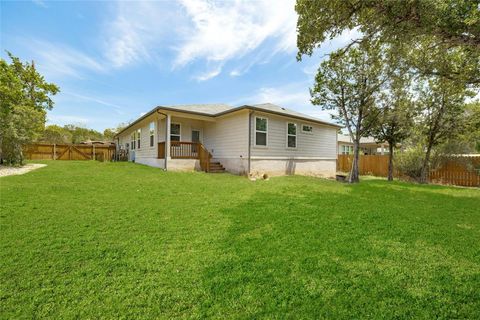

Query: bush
[395,147,426,181]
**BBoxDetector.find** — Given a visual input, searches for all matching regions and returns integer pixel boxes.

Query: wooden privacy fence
[24,143,116,161]
[337,154,480,187]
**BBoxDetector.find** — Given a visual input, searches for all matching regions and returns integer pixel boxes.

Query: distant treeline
[38,124,126,144]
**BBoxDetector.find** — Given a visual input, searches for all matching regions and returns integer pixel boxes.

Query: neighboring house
[337,135,390,155]
[114,103,341,177]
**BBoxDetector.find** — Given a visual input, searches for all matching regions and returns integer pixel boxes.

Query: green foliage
[296,0,480,85]
[395,146,434,181]
[311,41,386,182]
[0,53,59,165]
[40,125,73,144]
[1,161,479,318]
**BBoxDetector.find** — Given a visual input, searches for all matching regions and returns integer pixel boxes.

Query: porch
[157,141,225,173]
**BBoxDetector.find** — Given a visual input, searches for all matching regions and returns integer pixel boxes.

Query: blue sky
[1,0,356,131]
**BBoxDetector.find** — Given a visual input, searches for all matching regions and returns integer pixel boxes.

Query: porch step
[209,161,225,173]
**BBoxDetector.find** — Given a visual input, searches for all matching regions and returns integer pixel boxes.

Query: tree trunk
[419,145,432,184]
[387,143,394,181]
[348,139,360,183]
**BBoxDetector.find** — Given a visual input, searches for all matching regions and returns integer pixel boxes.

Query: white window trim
[137,128,141,149]
[301,124,313,134]
[149,122,155,148]
[254,116,268,147]
[170,122,181,141]
[131,132,136,150]
[286,122,297,149]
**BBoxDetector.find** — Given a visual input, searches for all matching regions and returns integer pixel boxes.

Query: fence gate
[24,143,115,161]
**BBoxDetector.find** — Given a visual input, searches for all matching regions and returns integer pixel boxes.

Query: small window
[131,132,136,150]
[137,129,141,149]
[302,124,313,134]
[287,122,297,148]
[149,122,155,147]
[171,123,181,141]
[341,145,353,155]
[255,117,267,146]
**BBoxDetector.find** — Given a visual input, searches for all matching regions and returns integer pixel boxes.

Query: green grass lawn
[1,161,479,319]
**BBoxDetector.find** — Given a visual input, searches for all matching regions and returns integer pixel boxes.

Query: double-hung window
[137,129,141,149]
[170,123,181,141]
[255,117,267,146]
[131,132,136,150]
[287,122,297,148]
[149,122,155,147]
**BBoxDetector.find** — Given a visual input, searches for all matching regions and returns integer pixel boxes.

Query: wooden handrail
[159,141,212,171]
[170,141,200,159]
[198,143,211,172]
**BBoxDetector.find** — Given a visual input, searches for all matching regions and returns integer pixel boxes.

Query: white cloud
[195,66,222,81]
[104,0,297,78]
[233,82,337,123]
[103,1,176,68]
[24,40,105,80]
[32,0,47,8]
[174,0,297,71]
[62,91,125,114]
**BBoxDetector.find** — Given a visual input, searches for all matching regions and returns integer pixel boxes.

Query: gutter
[247,110,253,176]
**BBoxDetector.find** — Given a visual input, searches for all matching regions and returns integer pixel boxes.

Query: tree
[296,0,480,85]
[41,125,72,144]
[369,62,415,181]
[311,42,385,183]
[415,76,473,183]
[462,102,480,152]
[0,53,59,165]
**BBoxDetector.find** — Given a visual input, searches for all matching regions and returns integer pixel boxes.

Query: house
[337,135,390,155]
[114,103,341,177]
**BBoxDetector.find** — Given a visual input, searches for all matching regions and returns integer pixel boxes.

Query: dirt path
[0,164,47,177]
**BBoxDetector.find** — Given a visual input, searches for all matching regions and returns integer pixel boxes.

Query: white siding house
[115,103,340,177]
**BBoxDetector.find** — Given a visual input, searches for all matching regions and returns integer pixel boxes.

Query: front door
[192,130,200,154]
[191,130,200,143]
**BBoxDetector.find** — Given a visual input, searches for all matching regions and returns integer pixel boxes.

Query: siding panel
[250,112,337,159]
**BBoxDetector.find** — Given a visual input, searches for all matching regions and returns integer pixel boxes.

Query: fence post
[93,144,96,160]
[53,144,56,160]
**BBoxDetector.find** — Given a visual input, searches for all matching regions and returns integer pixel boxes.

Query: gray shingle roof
[158,104,232,115]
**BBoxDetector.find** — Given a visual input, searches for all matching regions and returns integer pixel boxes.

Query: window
[170,123,181,141]
[131,132,136,150]
[149,122,155,147]
[341,145,353,155]
[137,129,141,149]
[255,117,267,146]
[287,122,297,148]
[302,124,313,134]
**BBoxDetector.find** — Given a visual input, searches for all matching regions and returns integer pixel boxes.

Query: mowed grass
[1,161,479,319]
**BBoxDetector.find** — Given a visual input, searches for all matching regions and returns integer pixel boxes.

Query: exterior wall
[248,111,337,177]
[250,111,337,159]
[168,159,200,171]
[117,113,159,162]
[212,157,248,175]
[136,158,165,168]
[204,110,249,174]
[250,159,336,178]
[117,109,338,177]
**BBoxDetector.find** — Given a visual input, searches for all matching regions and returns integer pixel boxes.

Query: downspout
[156,110,168,170]
[248,110,253,176]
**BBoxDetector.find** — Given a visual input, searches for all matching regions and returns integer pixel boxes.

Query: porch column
[380,144,385,155]
[166,113,171,159]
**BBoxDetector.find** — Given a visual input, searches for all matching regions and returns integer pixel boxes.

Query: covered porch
[155,112,223,173]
